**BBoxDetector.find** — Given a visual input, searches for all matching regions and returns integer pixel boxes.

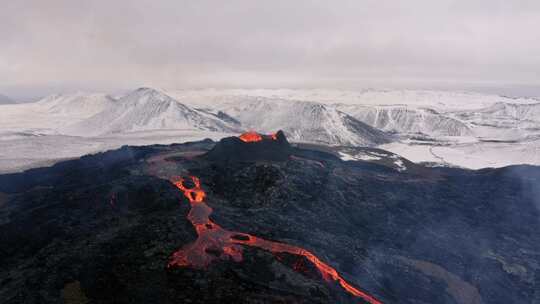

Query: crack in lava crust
[169,176,382,304]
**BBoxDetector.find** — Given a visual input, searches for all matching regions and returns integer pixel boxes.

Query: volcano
[204,130,292,162]
[0,132,539,303]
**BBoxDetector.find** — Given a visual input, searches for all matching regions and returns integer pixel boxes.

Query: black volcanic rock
[204,130,292,162]
[0,139,539,304]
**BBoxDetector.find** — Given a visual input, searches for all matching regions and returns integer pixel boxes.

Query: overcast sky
[1,0,539,99]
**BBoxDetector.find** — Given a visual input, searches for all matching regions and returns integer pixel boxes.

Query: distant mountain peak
[132,87,167,96]
[127,87,165,97]
[122,87,178,104]
[0,94,14,104]
[61,88,241,136]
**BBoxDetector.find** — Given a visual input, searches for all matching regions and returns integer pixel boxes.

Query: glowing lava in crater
[239,131,278,142]
[169,176,382,304]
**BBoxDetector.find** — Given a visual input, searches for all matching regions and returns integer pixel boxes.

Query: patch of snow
[0,130,232,174]
[381,140,540,169]
[393,158,407,172]
[338,152,381,161]
[379,142,442,164]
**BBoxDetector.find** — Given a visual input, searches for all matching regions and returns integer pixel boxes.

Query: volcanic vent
[204,130,292,162]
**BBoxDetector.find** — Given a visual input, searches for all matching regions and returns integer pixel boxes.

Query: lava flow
[169,176,382,304]
[239,131,278,142]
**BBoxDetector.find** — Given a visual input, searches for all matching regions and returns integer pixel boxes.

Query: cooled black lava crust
[0,136,539,304]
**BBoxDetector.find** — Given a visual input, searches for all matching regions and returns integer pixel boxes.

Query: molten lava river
[168,176,382,304]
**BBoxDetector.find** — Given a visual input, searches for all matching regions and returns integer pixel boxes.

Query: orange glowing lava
[169,176,382,304]
[238,131,278,143]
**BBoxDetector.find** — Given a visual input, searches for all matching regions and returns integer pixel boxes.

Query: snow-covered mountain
[437,101,540,142]
[453,102,540,129]
[171,88,540,139]
[0,93,111,133]
[62,88,240,136]
[169,88,540,111]
[36,92,115,118]
[337,104,472,137]
[202,96,393,146]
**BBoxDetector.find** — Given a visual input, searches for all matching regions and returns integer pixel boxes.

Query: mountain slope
[37,92,115,118]
[454,102,540,129]
[62,88,240,136]
[338,104,473,137]
[169,88,540,111]
[210,97,392,146]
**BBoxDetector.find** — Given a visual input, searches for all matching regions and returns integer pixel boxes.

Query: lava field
[1,132,539,303]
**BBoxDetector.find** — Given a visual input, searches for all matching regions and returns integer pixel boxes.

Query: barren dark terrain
[1,132,539,303]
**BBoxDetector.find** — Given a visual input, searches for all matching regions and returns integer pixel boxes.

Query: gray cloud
[1,0,539,98]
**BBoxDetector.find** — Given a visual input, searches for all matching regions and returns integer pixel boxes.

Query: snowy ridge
[168,88,540,111]
[36,92,115,118]
[454,102,540,129]
[62,88,240,136]
[491,102,540,122]
[337,104,472,137]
